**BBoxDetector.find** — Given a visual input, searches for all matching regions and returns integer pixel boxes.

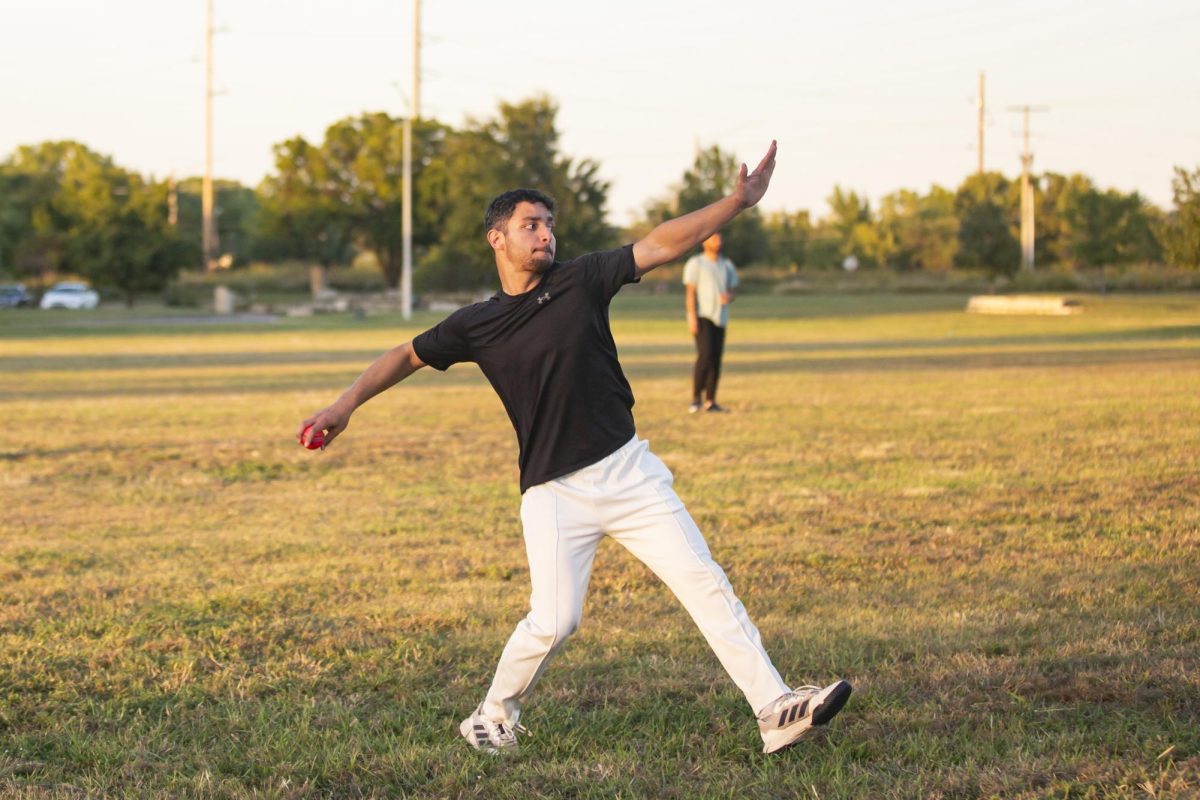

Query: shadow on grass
[5,325,1198,375]
[0,349,387,372]
[5,343,1199,401]
[612,291,975,319]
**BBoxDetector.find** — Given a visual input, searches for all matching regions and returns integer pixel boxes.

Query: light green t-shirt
[683,254,738,328]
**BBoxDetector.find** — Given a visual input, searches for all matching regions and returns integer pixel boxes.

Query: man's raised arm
[632,140,777,277]
[295,341,426,449]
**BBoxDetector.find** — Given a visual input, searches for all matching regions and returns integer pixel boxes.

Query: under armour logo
[536,292,552,305]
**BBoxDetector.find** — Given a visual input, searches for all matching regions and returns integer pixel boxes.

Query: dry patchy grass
[1,293,1198,798]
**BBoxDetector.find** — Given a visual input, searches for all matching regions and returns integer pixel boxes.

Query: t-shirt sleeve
[411,307,473,371]
[682,256,698,286]
[727,259,739,289]
[570,244,639,302]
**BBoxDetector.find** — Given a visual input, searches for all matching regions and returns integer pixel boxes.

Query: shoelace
[779,686,820,710]
[761,685,822,721]
[488,720,531,747]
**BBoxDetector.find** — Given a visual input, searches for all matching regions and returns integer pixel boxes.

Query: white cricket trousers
[480,435,788,724]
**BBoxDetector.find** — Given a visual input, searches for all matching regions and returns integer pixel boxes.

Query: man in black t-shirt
[297,141,851,755]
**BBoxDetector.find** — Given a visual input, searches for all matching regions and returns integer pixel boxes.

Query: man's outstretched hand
[296,403,352,450]
[734,140,777,210]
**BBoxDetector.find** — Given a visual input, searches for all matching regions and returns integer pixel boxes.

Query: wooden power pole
[202,0,220,271]
[401,0,420,320]
[977,72,985,175]
[1008,104,1049,271]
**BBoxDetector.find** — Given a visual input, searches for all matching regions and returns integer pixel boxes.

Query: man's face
[703,233,722,257]
[492,201,556,272]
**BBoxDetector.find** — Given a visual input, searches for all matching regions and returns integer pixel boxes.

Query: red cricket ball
[301,424,325,450]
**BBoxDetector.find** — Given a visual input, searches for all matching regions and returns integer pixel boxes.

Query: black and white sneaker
[758,680,852,754]
[459,705,527,754]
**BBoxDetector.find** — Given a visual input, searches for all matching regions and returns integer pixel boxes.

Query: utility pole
[202,0,219,271]
[1007,104,1049,271]
[168,173,178,227]
[400,0,420,320]
[976,71,985,175]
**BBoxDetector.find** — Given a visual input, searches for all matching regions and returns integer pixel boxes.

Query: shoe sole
[762,680,853,754]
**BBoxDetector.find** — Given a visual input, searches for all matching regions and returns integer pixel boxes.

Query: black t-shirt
[412,245,641,493]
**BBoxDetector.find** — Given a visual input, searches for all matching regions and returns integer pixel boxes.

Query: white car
[40,282,100,310]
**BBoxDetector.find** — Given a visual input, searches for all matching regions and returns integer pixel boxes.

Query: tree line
[2,95,1198,304]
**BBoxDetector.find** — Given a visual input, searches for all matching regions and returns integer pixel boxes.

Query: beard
[529,247,555,271]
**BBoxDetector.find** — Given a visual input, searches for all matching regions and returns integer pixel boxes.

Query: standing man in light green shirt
[684,232,739,412]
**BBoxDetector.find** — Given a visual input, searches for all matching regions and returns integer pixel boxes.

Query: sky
[2,0,1197,227]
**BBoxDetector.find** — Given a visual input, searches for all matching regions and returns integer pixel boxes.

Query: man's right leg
[479,482,603,726]
[692,321,714,407]
[705,322,726,406]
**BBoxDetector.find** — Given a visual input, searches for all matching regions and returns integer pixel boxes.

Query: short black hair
[484,188,556,234]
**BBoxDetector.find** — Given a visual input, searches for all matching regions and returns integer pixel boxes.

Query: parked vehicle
[39,282,100,310]
[0,284,34,308]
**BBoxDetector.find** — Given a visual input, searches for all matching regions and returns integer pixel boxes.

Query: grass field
[2,293,1198,798]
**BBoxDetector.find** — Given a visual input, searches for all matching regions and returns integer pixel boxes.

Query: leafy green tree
[1066,187,1161,267]
[324,113,400,289]
[417,127,503,289]
[0,170,27,277]
[0,141,190,299]
[1034,172,1079,266]
[0,166,21,272]
[955,172,1019,274]
[820,186,889,268]
[762,209,812,268]
[52,153,192,305]
[171,178,259,268]
[1034,173,1162,267]
[255,136,355,271]
[877,186,958,272]
[74,181,193,306]
[286,113,450,290]
[0,141,88,282]
[805,221,843,269]
[1158,166,1200,268]
[256,113,447,288]
[638,145,765,267]
[420,96,614,290]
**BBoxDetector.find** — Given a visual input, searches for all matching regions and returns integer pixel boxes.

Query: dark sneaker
[704,402,728,413]
[459,704,528,754]
[758,680,852,754]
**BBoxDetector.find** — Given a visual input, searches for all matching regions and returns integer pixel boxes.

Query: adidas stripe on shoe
[758,680,852,754]
[459,705,528,754]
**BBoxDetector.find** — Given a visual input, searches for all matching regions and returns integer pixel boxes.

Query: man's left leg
[599,438,851,750]
[602,442,786,712]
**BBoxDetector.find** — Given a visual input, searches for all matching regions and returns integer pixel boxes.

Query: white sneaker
[459,704,528,754]
[758,680,852,754]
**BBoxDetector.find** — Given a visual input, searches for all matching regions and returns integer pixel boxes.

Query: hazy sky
[2,0,1197,226]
